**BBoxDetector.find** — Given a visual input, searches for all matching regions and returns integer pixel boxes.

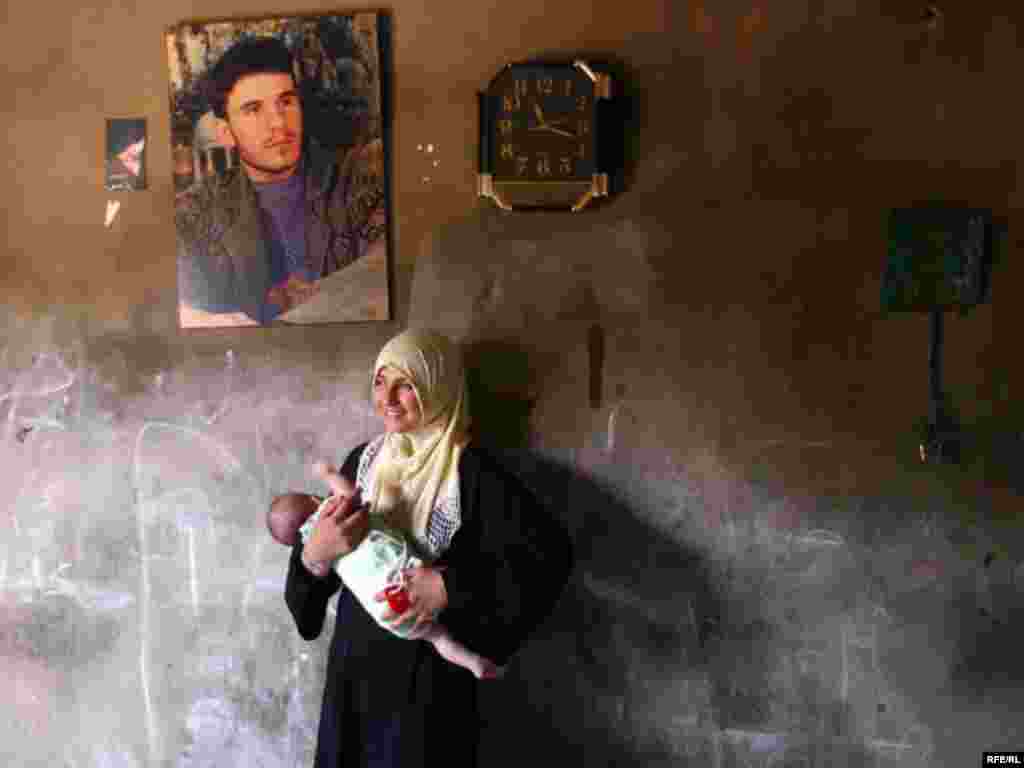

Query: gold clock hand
[526,124,575,137]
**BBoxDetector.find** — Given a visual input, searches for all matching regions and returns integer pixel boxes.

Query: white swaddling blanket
[299,496,422,638]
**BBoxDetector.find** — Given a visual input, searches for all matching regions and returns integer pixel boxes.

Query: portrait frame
[166,11,392,329]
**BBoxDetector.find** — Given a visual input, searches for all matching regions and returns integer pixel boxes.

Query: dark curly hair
[205,36,296,119]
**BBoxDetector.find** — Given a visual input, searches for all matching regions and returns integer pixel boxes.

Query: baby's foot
[430,632,504,680]
[477,658,505,680]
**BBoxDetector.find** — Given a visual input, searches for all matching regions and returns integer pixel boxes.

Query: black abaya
[285,442,573,768]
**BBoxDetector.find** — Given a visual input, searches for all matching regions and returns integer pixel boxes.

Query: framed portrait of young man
[166,12,391,328]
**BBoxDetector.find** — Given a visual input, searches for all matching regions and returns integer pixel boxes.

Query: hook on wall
[588,323,604,410]
[584,283,604,410]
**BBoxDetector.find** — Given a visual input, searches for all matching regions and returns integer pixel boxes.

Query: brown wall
[1,1,1022,765]
[3,1,1018,469]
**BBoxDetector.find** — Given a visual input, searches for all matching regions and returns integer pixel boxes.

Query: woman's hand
[303,493,369,564]
[375,566,448,638]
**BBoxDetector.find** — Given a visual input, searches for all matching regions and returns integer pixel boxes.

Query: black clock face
[489,65,597,181]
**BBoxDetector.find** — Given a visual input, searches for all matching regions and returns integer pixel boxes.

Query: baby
[269,462,502,680]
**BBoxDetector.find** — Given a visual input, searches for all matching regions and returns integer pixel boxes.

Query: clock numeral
[500,143,515,160]
[577,95,588,112]
[499,119,514,134]
[538,77,554,95]
[560,156,573,176]
[536,152,552,177]
[515,156,529,176]
[577,142,586,160]
[503,94,521,112]
[514,79,528,99]
[579,119,590,136]
[564,79,573,96]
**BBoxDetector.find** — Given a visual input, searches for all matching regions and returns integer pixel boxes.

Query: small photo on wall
[166,12,391,329]
[105,118,147,191]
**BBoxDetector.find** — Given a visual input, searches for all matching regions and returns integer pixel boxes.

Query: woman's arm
[284,443,367,641]
[285,539,342,641]
[440,451,574,665]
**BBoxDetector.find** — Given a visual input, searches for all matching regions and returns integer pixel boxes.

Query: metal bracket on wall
[571,174,609,213]
[477,174,512,211]
[919,308,962,465]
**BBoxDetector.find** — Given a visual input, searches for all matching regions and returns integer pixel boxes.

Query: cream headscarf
[369,329,471,546]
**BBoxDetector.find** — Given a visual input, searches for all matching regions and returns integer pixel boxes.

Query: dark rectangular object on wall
[881,205,994,312]
[105,118,147,191]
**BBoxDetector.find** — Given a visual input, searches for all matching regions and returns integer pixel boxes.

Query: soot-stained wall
[1,1,1022,766]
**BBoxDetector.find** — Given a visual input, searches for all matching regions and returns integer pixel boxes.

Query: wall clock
[478,59,614,211]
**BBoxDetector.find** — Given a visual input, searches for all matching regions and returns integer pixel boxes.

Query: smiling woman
[373,366,423,433]
[279,328,574,768]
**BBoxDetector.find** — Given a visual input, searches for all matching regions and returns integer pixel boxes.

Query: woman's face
[373,366,423,433]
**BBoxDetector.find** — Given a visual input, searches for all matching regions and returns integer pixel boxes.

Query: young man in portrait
[175,36,386,327]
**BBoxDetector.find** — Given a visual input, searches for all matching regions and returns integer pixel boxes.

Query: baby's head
[267,493,320,546]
